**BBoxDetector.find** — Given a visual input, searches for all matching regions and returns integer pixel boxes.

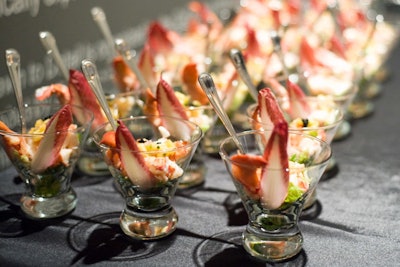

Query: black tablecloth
[2,20,400,267]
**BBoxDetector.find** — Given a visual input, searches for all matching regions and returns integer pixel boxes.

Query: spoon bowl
[81,59,117,130]
[198,72,244,154]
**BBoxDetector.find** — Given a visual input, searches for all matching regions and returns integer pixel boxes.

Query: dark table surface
[2,6,400,267]
[1,54,400,267]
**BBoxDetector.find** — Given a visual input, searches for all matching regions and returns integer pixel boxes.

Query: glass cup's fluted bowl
[0,104,93,219]
[219,130,331,262]
[92,115,202,240]
[77,90,143,177]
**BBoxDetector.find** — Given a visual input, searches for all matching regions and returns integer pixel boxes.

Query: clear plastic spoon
[5,49,26,133]
[198,73,245,153]
[81,59,117,130]
[229,48,259,101]
[39,31,69,82]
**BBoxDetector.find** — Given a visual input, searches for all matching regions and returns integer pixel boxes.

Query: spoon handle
[5,49,26,133]
[81,59,117,130]
[229,49,258,101]
[39,31,69,82]
[362,14,382,53]
[91,6,116,55]
[198,73,245,153]
[327,0,345,47]
[115,38,150,91]
[270,30,289,79]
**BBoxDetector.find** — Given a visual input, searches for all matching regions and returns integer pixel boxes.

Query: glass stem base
[120,205,178,240]
[242,224,303,262]
[303,189,317,210]
[301,189,322,220]
[202,123,230,155]
[78,137,110,177]
[179,145,206,189]
[77,155,110,177]
[321,156,339,181]
[348,100,374,120]
[20,188,77,219]
[333,120,352,141]
[178,161,206,189]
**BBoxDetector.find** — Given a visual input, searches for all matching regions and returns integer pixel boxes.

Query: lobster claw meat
[112,56,138,92]
[231,153,267,197]
[35,84,70,105]
[181,62,209,105]
[0,121,30,160]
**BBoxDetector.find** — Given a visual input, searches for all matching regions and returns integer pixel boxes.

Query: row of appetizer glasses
[0,0,397,263]
[0,49,332,261]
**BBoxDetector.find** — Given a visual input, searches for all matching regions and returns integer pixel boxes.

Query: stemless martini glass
[0,103,93,219]
[93,115,202,240]
[220,130,331,262]
[247,97,343,216]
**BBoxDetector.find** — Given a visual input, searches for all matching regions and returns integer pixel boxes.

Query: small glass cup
[247,97,343,214]
[92,115,202,240]
[0,103,93,219]
[219,130,331,262]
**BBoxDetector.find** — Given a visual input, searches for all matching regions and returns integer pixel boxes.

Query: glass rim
[219,129,332,170]
[0,103,94,137]
[247,102,344,131]
[185,104,213,111]
[105,90,141,100]
[92,114,204,153]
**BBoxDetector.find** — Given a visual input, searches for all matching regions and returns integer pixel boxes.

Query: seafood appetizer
[228,87,328,208]
[92,112,202,239]
[0,103,93,218]
[0,105,80,178]
[249,79,343,143]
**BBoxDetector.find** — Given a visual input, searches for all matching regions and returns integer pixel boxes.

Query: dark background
[0,0,238,107]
